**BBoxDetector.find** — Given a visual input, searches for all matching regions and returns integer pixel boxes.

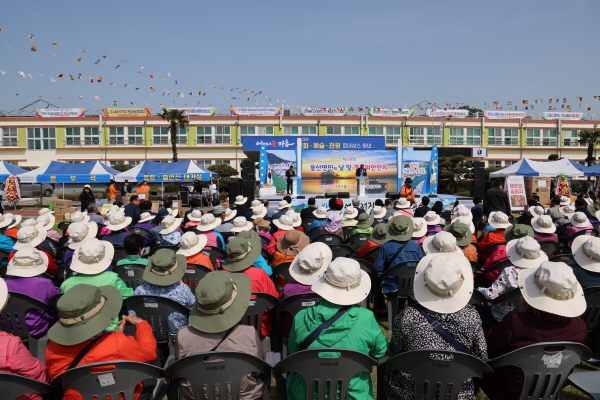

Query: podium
[357,177,368,197]
[290,176,299,196]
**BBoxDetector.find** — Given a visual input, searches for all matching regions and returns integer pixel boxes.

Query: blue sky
[1,0,598,114]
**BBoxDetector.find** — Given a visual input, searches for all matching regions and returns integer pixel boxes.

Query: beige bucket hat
[159,215,182,235]
[273,215,294,231]
[372,206,386,219]
[223,208,237,222]
[423,231,460,255]
[187,209,204,222]
[313,206,328,219]
[286,210,302,227]
[70,211,90,224]
[411,218,427,239]
[0,213,22,229]
[71,238,115,274]
[559,196,571,206]
[453,204,473,219]
[230,217,254,233]
[506,236,548,269]
[343,206,359,219]
[277,200,291,210]
[234,195,248,205]
[488,211,511,229]
[250,206,267,219]
[39,208,54,216]
[560,205,576,216]
[311,258,371,306]
[105,211,132,231]
[7,246,49,277]
[289,242,332,286]
[396,197,411,209]
[67,222,99,250]
[177,231,208,257]
[197,213,222,232]
[531,215,556,234]
[14,226,45,250]
[138,212,156,223]
[529,206,545,218]
[570,212,590,228]
[423,211,441,226]
[572,236,600,273]
[36,214,56,231]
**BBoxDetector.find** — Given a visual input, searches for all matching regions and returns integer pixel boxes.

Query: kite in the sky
[76,57,82,61]
[52,42,60,45]
[78,50,85,53]
[28,34,35,39]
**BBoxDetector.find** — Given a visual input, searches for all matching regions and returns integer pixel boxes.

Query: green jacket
[60,271,134,331]
[116,255,148,267]
[286,300,388,400]
[353,227,373,235]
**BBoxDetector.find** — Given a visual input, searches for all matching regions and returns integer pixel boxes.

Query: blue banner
[259,145,268,184]
[38,174,112,183]
[242,136,386,151]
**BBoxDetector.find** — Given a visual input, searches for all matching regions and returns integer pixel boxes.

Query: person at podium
[285,166,296,195]
[355,164,368,195]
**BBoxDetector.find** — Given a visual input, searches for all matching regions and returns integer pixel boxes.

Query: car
[2,183,55,198]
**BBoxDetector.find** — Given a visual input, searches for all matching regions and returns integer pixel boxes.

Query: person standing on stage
[285,166,296,195]
[355,164,368,195]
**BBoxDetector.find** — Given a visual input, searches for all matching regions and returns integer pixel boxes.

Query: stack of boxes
[53,200,77,221]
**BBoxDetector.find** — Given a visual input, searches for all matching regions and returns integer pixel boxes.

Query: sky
[1,0,599,114]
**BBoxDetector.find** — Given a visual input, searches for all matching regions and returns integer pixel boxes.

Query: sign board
[425,109,470,117]
[472,148,488,157]
[242,136,386,151]
[299,108,348,116]
[35,108,85,117]
[484,111,527,119]
[230,107,281,116]
[170,107,215,116]
[368,108,414,117]
[102,108,152,117]
[542,112,584,121]
[505,175,527,211]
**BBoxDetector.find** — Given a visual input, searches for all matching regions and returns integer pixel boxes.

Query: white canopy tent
[489,158,589,178]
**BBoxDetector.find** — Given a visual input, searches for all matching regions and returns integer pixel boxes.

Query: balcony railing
[65,139,81,146]
[488,138,519,146]
[408,137,442,146]
[526,138,557,147]
[127,138,144,146]
[449,138,482,146]
[563,138,585,147]
[153,138,188,145]
[2,139,18,147]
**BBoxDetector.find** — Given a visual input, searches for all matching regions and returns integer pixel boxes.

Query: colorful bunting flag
[27,34,35,39]
[52,42,59,45]
[94,96,100,100]
[75,57,82,61]
[30,46,36,52]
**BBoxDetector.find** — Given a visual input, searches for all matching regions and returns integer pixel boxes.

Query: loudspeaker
[240,160,254,169]
[297,196,305,199]
[337,192,350,199]
[242,185,254,200]
[470,161,486,198]
[470,181,485,198]
[179,191,189,206]
[229,181,242,200]
[325,192,337,199]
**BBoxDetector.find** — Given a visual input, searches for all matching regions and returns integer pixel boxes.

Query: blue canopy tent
[0,161,27,181]
[114,160,217,182]
[17,161,120,183]
[581,162,600,177]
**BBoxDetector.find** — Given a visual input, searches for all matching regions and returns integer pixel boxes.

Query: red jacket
[477,230,506,260]
[0,332,48,400]
[267,230,286,255]
[356,240,381,262]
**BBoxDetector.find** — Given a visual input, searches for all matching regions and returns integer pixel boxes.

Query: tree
[547,154,560,161]
[157,108,189,162]
[578,129,600,166]
[439,155,472,194]
[111,164,132,172]
[207,164,239,178]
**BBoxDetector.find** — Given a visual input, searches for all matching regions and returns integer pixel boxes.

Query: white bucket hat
[70,211,90,224]
[290,242,333,286]
[372,206,386,219]
[273,215,294,231]
[36,214,56,231]
[423,211,441,226]
[506,236,549,269]
[572,236,600,273]
[6,246,49,277]
[67,222,99,250]
[532,215,556,234]
[14,226,45,250]
[277,200,291,210]
[488,211,511,229]
[105,211,132,231]
[71,238,115,274]
[423,231,460,255]
[570,212,590,228]
[519,261,586,318]
[234,195,248,205]
[414,253,473,314]
[343,206,359,219]
[313,206,328,219]
[177,231,208,257]
[250,205,267,219]
[560,205,576,216]
[197,214,222,232]
[286,210,302,227]
[0,213,22,229]
[230,217,254,233]
[159,215,182,235]
[529,206,545,218]
[453,205,473,219]
[167,208,180,217]
[451,216,475,234]
[39,208,54,216]
[187,209,204,222]
[20,218,39,228]
[223,208,237,222]
[412,218,428,238]
[560,196,571,206]
[396,197,410,209]
[311,258,371,306]
[250,200,262,208]
[138,212,156,223]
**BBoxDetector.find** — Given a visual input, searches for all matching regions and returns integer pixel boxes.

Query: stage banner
[368,108,414,117]
[102,108,152,117]
[401,149,433,196]
[266,150,296,193]
[484,111,527,119]
[231,107,281,116]
[542,112,584,120]
[35,108,85,118]
[242,136,386,151]
[299,107,348,116]
[301,149,397,195]
[426,109,470,117]
[171,107,215,116]
[505,175,527,211]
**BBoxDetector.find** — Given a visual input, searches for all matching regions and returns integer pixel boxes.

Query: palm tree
[578,130,600,166]
[157,108,189,162]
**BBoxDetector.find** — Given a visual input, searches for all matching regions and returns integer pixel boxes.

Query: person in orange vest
[399,177,416,204]
[108,180,118,202]
[136,181,150,193]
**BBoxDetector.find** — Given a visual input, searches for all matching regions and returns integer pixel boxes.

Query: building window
[176,127,188,145]
[450,127,481,146]
[283,126,317,135]
[326,126,359,135]
[127,160,141,166]
[1,127,18,147]
[197,126,213,144]
[215,126,231,144]
[27,127,56,150]
[214,160,231,166]
[128,127,144,145]
[153,126,186,145]
[564,130,585,147]
[65,128,81,146]
[488,128,519,146]
[84,127,100,145]
[239,126,273,135]
[196,126,231,145]
[385,127,402,144]
[527,129,557,147]
[488,160,503,168]
[409,127,441,145]
[109,127,125,145]
[196,160,212,168]
[368,127,384,135]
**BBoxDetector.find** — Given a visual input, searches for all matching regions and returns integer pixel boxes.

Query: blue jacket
[374,239,423,293]
[308,219,326,239]
[253,254,272,276]
[0,234,16,254]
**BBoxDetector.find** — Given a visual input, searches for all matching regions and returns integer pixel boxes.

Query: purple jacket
[6,277,60,337]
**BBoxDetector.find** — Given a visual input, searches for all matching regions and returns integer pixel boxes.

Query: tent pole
[62,183,64,200]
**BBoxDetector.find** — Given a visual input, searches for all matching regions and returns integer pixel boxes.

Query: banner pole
[296,138,302,195]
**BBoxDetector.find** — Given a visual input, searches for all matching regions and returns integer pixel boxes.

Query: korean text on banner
[170,107,215,116]
[542,112,584,121]
[425,109,470,117]
[242,136,386,151]
[505,175,527,211]
[230,107,281,116]
[102,108,152,117]
[484,111,527,119]
[368,108,414,117]
[299,108,349,116]
[35,108,85,117]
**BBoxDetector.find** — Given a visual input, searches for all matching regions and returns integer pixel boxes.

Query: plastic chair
[147,245,179,257]
[243,292,279,339]
[487,342,592,400]
[52,360,164,400]
[306,227,321,238]
[539,240,561,257]
[260,235,270,248]
[57,221,71,235]
[483,258,513,273]
[274,348,379,400]
[489,287,522,307]
[330,244,355,260]
[581,286,600,332]
[469,260,481,273]
[342,226,356,239]
[345,233,370,251]
[113,264,146,289]
[549,254,578,268]
[0,373,55,400]
[312,233,343,245]
[165,351,272,400]
[568,229,599,243]
[272,262,293,293]
[568,371,600,400]
[128,226,151,237]
[271,292,322,354]
[52,265,77,284]
[354,258,378,310]
[379,349,492,400]
[468,290,487,305]
[301,218,315,232]
[360,247,380,263]
[182,263,212,292]
[205,246,227,267]
[125,295,191,345]
[381,260,420,330]
[479,241,506,256]
[0,292,51,361]
[112,246,130,263]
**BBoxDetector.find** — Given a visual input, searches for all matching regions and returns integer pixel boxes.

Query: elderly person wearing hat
[482,261,587,399]
[385,253,487,400]
[5,246,60,337]
[356,223,391,263]
[227,216,254,243]
[0,277,50,398]
[182,197,203,227]
[478,236,548,330]
[183,208,205,231]
[286,258,388,400]
[443,223,478,262]
[177,231,213,270]
[196,213,226,250]
[532,214,558,245]
[60,238,133,331]
[317,210,344,240]
[516,200,544,227]
[575,197,595,219]
[153,214,183,247]
[392,197,414,218]
[478,211,512,261]
[231,195,251,220]
[101,210,132,247]
[253,217,272,249]
[270,229,309,268]
[267,215,295,255]
[284,210,304,233]
[175,272,266,400]
[129,249,195,341]
[79,185,95,212]
[567,211,593,247]
[423,210,443,236]
[272,199,291,221]
[374,215,424,295]
[371,205,387,227]
[571,236,600,288]
[115,234,149,268]
[410,217,428,245]
[284,242,332,298]
[353,213,375,235]
[10,224,59,275]
[307,206,328,239]
[134,211,156,231]
[62,221,99,267]
[214,206,237,233]
[0,213,19,253]
[249,201,268,222]
[45,284,157,399]
[36,210,62,242]
[341,206,359,228]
